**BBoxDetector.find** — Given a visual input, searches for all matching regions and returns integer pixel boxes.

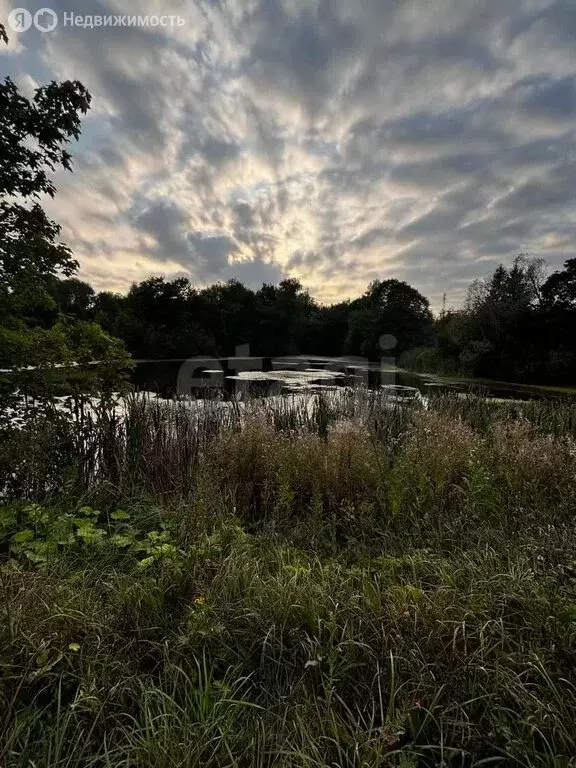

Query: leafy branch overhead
[0,25,131,387]
[0,36,90,287]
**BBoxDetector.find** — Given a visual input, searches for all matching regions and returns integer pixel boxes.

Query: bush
[1,392,576,765]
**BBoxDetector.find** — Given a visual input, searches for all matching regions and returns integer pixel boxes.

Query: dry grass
[1,391,576,765]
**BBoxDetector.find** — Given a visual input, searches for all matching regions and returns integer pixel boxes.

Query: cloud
[133,198,190,261]
[515,75,576,120]
[3,0,576,310]
[186,231,238,275]
[232,200,255,229]
[220,256,285,289]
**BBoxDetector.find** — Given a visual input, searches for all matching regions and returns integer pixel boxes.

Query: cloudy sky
[2,0,576,310]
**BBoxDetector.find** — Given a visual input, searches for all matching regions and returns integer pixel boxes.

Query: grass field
[1,390,576,766]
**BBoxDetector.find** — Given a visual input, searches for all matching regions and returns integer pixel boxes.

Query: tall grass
[1,390,576,765]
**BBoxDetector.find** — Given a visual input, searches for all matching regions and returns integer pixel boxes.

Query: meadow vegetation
[3,18,576,767]
[1,391,576,767]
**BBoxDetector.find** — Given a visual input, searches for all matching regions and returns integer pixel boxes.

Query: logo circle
[379,334,398,352]
[8,8,32,31]
[34,8,58,32]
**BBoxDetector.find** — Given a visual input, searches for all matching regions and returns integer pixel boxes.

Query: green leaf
[68,643,81,652]
[75,522,107,544]
[31,650,64,678]
[24,503,47,523]
[25,549,48,563]
[0,508,17,530]
[11,529,35,543]
[111,510,131,521]
[75,520,95,532]
[156,543,178,557]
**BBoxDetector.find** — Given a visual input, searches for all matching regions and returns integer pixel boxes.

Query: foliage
[0,501,180,568]
[1,394,576,765]
[0,74,89,288]
[36,253,576,387]
[403,255,576,384]
[347,279,433,358]
[0,28,132,396]
[44,251,576,388]
[45,273,434,363]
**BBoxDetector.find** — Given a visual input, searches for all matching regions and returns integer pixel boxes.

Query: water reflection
[130,356,555,402]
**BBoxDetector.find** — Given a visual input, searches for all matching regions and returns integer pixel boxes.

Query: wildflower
[193,596,206,605]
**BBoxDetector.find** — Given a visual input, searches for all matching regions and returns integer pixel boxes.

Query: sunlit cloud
[2,0,575,310]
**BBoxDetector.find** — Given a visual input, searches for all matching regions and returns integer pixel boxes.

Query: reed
[1,389,576,765]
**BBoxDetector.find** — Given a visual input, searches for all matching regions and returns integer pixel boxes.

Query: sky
[1,0,576,311]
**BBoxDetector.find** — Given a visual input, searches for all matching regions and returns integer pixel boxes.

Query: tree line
[41,274,434,361]
[405,255,576,385]
[38,253,576,387]
[2,21,576,390]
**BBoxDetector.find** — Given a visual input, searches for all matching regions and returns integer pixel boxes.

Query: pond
[130,356,569,402]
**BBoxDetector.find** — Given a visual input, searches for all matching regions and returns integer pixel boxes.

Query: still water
[130,356,560,402]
